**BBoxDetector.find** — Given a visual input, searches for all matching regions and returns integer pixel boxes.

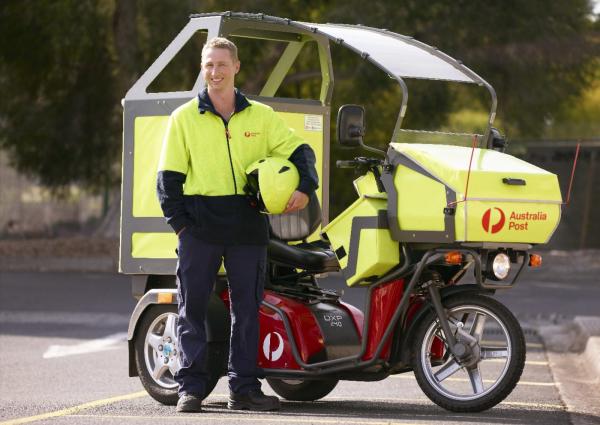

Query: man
[156,37,318,413]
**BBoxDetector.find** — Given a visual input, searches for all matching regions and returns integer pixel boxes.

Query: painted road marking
[277,395,564,410]
[68,415,419,424]
[487,359,549,366]
[0,391,148,425]
[390,375,556,386]
[210,394,563,409]
[0,389,565,425]
[43,332,127,359]
[481,340,544,349]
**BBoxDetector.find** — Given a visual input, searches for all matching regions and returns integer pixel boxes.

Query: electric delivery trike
[120,12,562,412]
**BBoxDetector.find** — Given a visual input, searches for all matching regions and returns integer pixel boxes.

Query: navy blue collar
[197,88,251,117]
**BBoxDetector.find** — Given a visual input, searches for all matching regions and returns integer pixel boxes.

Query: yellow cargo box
[321,196,399,286]
[385,143,563,245]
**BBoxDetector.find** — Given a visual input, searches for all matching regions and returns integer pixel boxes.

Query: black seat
[267,193,340,274]
[268,239,340,272]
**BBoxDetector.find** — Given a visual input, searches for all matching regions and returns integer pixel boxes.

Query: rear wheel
[134,305,224,405]
[266,378,338,401]
[412,293,525,412]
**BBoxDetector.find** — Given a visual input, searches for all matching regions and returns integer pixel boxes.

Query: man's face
[201,47,240,93]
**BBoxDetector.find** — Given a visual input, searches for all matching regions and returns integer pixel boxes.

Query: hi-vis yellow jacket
[157,89,318,245]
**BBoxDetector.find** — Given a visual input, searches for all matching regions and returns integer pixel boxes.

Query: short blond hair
[201,37,239,63]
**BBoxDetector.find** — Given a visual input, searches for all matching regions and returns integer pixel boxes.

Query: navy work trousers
[174,231,267,397]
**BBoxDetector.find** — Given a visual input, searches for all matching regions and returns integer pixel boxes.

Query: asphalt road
[0,263,599,425]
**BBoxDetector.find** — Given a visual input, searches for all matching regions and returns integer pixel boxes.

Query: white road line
[43,332,127,359]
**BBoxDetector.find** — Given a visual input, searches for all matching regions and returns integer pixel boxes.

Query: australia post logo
[482,207,548,233]
[262,332,284,362]
[482,208,506,234]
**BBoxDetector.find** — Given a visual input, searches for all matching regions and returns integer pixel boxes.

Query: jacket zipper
[223,121,238,194]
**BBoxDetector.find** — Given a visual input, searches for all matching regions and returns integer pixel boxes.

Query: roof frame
[129,11,498,146]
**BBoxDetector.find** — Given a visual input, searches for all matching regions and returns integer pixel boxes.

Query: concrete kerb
[537,316,600,424]
[538,315,600,376]
[0,256,117,273]
[575,317,600,378]
[584,337,600,378]
[0,238,119,273]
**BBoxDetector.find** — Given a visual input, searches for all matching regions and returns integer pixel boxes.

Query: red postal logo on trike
[481,208,506,234]
[262,331,284,362]
[482,208,549,233]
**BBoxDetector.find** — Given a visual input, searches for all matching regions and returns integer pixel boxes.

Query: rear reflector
[157,293,173,304]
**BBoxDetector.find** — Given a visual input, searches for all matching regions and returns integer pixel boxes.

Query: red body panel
[220,289,365,370]
[363,279,405,360]
[404,295,444,360]
[258,291,324,369]
[222,283,441,370]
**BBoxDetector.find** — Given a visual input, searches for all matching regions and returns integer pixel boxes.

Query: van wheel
[266,378,338,401]
[134,305,225,405]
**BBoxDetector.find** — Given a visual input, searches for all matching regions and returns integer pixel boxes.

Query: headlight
[491,253,511,280]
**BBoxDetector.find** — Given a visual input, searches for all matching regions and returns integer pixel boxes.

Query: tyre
[266,378,338,401]
[134,305,225,405]
[411,293,525,412]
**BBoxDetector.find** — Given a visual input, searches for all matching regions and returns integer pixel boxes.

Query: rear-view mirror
[337,105,365,148]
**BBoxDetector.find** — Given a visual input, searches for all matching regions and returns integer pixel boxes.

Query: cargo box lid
[389,143,562,203]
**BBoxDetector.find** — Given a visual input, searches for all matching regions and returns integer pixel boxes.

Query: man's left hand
[283,191,309,214]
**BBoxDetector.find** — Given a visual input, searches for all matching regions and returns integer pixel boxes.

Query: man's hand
[283,191,309,214]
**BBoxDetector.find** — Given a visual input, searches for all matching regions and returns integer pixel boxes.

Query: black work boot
[228,389,280,411]
[176,393,203,413]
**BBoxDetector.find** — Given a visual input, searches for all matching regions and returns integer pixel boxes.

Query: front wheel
[266,378,338,401]
[412,293,525,412]
[134,305,225,405]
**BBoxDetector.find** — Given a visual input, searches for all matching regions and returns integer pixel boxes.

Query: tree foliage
[0,0,597,194]
[0,1,117,190]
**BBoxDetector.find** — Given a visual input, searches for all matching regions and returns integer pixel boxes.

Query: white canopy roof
[298,23,480,84]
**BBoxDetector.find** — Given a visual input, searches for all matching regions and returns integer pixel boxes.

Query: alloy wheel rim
[144,312,180,389]
[420,305,512,401]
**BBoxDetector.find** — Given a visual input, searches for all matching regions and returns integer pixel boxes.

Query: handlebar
[335,157,383,169]
[336,160,359,169]
[336,157,387,193]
